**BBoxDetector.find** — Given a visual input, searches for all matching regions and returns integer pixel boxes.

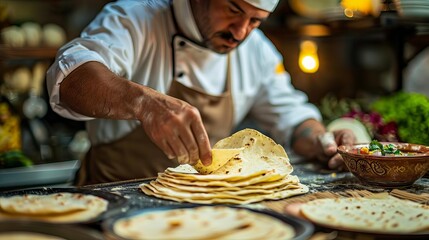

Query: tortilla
[163,169,285,186]
[140,182,308,205]
[193,147,244,174]
[210,129,293,176]
[0,233,64,240]
[0,193,91,215]
[158,172,298,188]
[165,165,275,182]
[300,196,429,234]
[113,206,295,240]
[0,193,108,223]
[140,129,308,204]
[155,175,300,193]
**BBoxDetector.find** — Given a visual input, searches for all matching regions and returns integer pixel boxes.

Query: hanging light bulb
[340,0,380,17]
[298,40,319,73]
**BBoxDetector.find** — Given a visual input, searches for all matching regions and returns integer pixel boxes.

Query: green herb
[368,140,402,156]
[369,140,383,153]
[371,92,429,145]
[0,150,33,168]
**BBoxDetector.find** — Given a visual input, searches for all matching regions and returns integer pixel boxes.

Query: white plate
[401,10,429,18]
[0,160,79,188]
[327,118,371,144]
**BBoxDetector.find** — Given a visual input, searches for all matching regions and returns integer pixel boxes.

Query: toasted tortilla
[165,165,280,182]
[193,147,245,174]
[113,206,295,240]
[155,175,299,193]
[0,193,90,215]
[209,129,293,176]
[0,233,64,240]
[140,181,308,205]
[300,196,429,234]
[140,129,307,204]
[0,193,108,223]
[163,169,284,186]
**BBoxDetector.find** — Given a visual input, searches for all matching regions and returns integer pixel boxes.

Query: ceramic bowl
[337,142,429,188]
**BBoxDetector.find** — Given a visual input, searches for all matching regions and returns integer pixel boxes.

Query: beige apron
[75,56,234,186]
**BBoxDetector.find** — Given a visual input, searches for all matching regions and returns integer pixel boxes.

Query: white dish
[401,10,429,18]
[0,160,79,188]
[327,118,372,144]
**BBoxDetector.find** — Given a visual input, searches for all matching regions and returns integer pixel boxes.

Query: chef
[46,0,355,185]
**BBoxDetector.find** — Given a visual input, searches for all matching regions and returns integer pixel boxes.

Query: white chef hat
[243,0,279,12]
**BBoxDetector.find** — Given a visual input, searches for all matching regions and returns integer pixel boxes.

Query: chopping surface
[81,162,429,210]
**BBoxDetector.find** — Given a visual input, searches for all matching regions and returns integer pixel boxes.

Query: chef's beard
[203,31,242,54]
[195,2,242,54]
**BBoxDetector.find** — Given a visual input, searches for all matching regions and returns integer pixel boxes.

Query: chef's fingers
[329,129,355,171]
[316,132,346,171]
[177,124,200,166]
[191,117,212,166]
[143,127,176,160]
[147,124,189,164]
[315,132,337,164]
[327,153,347,171]
[167,133,190,164]
[334,129,356,146]
[318,132,338,155]
[161,139,175,160]
[139,93,210,165]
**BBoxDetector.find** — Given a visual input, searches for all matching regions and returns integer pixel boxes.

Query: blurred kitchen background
[1,0,428,189]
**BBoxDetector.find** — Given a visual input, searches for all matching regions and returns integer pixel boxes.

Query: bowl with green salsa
[338,140,429,187]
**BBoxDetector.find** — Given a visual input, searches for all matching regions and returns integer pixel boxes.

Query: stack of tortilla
[140,129,308,204]
[0,192,108,223]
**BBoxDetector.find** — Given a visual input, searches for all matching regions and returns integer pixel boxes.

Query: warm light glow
[301,56,317,70]
[299,24,330,37]
[341,0,373,15]
[299,40,319,73]
[344,8,355,18]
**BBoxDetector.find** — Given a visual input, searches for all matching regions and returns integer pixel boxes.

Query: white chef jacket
[46,0,321,157]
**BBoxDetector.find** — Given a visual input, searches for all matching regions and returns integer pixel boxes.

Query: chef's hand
[139,89,212,166]
[316,129,356,171]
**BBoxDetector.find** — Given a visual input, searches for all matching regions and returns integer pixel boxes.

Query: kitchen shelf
[0,45,58,60]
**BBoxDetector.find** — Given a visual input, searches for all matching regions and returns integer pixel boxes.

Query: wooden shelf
[0,45,58,60]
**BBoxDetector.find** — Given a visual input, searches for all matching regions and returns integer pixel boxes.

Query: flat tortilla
[193,147,245,174]
[209,129,293,176]
[0,193,91,215]
[140,129,308,204]
[153,179,300,196]
[113,206,295,240]
[155,175,300,193]
[0,233,64,240]
[300,196,429,234]
[0,193,108,223]
[165,164,275,182]
[140,182,308,205]
[162,170,285,187]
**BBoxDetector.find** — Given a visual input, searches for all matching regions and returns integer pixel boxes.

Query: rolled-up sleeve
[46,1,145,120]
[47,41,109,120]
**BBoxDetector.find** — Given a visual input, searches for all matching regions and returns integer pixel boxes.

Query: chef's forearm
[291,119,326,159]
[59,61,146,120]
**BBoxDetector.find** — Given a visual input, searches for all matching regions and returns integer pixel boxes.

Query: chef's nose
[229,18,249,41]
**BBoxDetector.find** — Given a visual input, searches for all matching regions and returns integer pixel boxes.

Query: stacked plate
[394,0,429,18]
